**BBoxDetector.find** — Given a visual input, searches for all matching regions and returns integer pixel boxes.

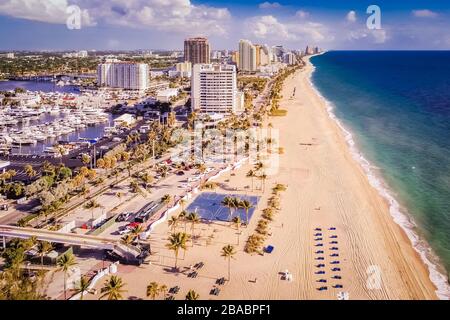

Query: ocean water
[310,51,450,298]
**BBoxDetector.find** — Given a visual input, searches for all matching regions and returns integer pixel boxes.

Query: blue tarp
[265,246,274,253]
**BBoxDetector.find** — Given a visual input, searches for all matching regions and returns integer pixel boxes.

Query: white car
[118,228,132,235]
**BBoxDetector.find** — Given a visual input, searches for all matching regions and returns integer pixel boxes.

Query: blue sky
[0,0,449,51]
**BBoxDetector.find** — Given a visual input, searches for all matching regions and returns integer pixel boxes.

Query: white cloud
[346,10,357,23]
[245,15,332,44]
[295,10,310,19]
[0,0,231,35]
[0,0,94,25]
[259,2,282,9]
[348,28,388,44]
[412,9,438,18]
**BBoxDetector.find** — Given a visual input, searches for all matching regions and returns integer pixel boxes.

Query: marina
[0,82,121,156]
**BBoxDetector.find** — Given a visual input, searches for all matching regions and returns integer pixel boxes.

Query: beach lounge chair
[315,257,324,260]
[315,238,323,241]
[315,244,324,247]
[330,241,338,244]
[331,261,340,264]
[330,235,338,239]
[330,254,339,257]
[314,233,322,237]
[331,268,341,272]
[315,228,322,231]
[329,228,336,231]
[330,247,339,250]
[315,271,326,275]
[333,285,343,289]
[332,275,342,279]
[316,264,325,268]
[315,250,324,254]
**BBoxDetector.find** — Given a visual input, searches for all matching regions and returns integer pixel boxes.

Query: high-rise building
[191,64,244,114]
[239,39,257,72]
[305,46,315,55]
[272,45,285,59]
[6,53,15,59]
[184,37,211,65]
[255,45,262,67]
[259,46,270,66]
[231,51,240,65]
[283,52,297,65]
[97,61,149,90]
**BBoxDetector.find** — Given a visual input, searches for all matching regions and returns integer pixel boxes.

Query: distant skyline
[1,0,449,51]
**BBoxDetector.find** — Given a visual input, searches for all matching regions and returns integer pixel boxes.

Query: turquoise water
[311,51,450,296]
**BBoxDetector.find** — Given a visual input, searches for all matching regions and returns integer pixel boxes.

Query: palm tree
[159,284,168,299]
[100,275,127,300]
[24,164,37,183]
[81,154,91,169]
[131,224,145,247]
[185,289,199,300]
[168,215,179,232]
[221,196,235,222]
[83,199,102,224]
[221,245,237,281]
[240,200,254,225]
[232,217,242,245]
[179,198,186,211]
[166,232,189,269]
[246,170,256,192]
[146,281,160,300]
[73,276,90,300]
[36,241,53,267]
[258,173,268,192]
[161,194,171,209]
[57,252,77,300]
[186,212,201,247]
[178,210,188,233]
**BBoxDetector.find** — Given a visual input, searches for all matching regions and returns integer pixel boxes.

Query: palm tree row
[221,196,254,225]
[244,183,288,254]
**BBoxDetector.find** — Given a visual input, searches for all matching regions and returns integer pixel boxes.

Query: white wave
[307,60,450,300]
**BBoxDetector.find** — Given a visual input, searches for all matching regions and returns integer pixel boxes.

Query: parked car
[116,212,132,222]
[118,228,132,235]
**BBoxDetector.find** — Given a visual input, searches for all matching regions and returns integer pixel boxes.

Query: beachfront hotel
[97,60,149,90]
[191,64,244,114]
[184,37,211,65]
[238,39,257,72]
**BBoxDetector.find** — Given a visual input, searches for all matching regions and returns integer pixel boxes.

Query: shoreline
[307,55,450,299]
[84,56,444,300]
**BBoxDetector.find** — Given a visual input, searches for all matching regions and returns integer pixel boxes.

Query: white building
[259,46,270,67]
[168,62,192,78]
[156,88,179,103]
[283,52,297,65]
[97,61,149,90]
[114,113,136,127]
[6,53,15,59]
[191,64,244,115]
[239,39,257,72]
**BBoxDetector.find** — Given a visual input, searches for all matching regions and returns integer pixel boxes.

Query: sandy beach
[87,56,438,300]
